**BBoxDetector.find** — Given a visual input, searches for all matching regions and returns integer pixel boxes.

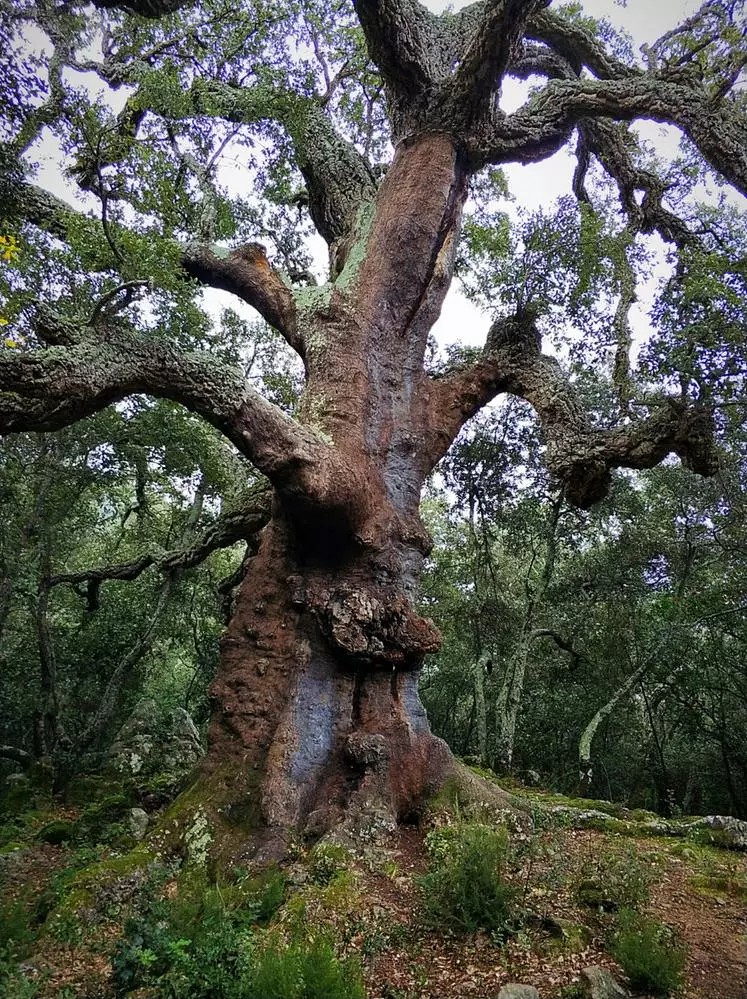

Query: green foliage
[307,843,351,886]
[418,823,516,936]
[36,819,75,845]
[609,909,687,996]
[110,869,362,999]
[247,934,365,999]
[574,844,653,912]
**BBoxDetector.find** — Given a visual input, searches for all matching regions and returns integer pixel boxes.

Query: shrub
[247,934,366,999]
[418,823,516,936]
[609,909,687,996]
[575,844,653,912]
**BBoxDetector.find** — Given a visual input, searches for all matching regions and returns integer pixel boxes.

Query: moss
[335,202,376,289]
[47,885,95,923]
[77,793,131,838]
[687,826,736,850]
[37,819,76,845]
[307,842,351,886]
[63,774,131,808]
[150,766,265,872]
[578,815,630,834]
[534,918,592,957]
[0,781,35,816]
[690,872,747,901]
[0,840,25,854]
[69,844,157,887]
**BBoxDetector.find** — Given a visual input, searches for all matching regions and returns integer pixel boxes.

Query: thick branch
[427,316,719,507]
[353,0,440,98]
[476,77,747,195]
[181,243,301,355]
[184,83,378,269]
[0,326,351,513]
[451,0,549,125]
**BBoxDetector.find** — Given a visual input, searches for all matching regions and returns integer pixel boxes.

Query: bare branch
[181,243,301,355]
[50,486,272,595]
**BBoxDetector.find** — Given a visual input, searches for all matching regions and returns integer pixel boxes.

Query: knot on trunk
[546,440,611,508]
[345,732,389,772]
[311,585,441,667]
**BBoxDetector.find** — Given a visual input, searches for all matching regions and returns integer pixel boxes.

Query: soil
[2,812,745,998]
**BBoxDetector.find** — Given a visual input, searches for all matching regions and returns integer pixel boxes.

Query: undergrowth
[418,822,516,937]
[110,865,365,998]
[609,908,687,996]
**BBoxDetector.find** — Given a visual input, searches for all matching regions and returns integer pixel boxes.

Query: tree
[0,0,744,858]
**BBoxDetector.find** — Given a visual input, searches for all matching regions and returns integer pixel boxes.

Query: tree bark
[170,135,492,863]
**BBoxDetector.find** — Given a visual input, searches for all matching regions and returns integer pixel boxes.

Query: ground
[0,779,745,999]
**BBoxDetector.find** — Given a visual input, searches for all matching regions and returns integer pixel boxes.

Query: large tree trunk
[169,135,497,865]
[200,512,456,861]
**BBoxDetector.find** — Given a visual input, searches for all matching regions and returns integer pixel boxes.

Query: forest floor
[1,781,745,999]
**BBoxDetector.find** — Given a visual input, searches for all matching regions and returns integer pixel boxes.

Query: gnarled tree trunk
[189,135,475,861]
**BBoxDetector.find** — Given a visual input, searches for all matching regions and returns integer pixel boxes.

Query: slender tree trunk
[578,661,649,796]
[494,494,562,773]
[473,654,488,767]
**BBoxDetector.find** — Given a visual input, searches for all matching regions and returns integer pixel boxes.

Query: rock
[497,986,540,999]
[171,707,200,743]
[106,699,203,781]
[690,814,747,851]
[165,707,203,774]
[128,807,149,841]
[107,698,160,776]
[576,878,619,911]
[580,965,628,998]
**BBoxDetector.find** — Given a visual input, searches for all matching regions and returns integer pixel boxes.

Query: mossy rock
[37,819,76,845]
[534,916,592,956]
[690,872,747,901]
[307,842,351,886]
[1,779,35,817]
[77,793,132,837]
[576,878,619,912]
[0,840,25,854]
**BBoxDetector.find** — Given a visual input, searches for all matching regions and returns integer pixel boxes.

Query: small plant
[609,909,687,996]
[418,822,516,936]
[575,843,653,912]
[307,843,350,886]
[247,934,365,999]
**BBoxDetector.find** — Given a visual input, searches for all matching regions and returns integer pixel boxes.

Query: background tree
[0,0,745,858]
